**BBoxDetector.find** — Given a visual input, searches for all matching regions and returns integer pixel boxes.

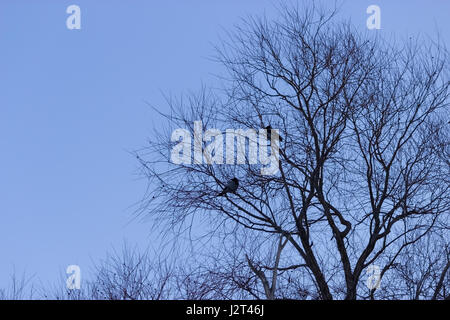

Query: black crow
[265,125,283,142]
[218,178,239,196]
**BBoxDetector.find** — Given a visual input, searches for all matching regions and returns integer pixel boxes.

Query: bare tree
[0,269,36,300]
[137,3,449,300]
[50,242,174,300]
[173,231,310,300]
[372,230,449,300]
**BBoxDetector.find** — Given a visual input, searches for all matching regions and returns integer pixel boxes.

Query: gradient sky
[0,0,448,292]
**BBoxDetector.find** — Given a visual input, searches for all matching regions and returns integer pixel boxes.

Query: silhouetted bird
[218,178,239,196]
[265,125,283,142]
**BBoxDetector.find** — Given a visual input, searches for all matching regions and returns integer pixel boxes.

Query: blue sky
[0,0,448,292]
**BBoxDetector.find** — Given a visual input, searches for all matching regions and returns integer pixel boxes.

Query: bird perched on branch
[265,125,283,142]
[218,178,239,196]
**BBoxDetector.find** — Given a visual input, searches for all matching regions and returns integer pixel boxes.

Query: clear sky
[0,0,448,292]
